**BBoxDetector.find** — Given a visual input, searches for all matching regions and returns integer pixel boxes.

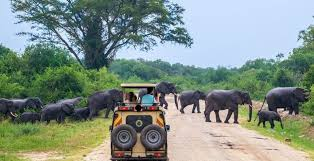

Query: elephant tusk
[10,112,18,117]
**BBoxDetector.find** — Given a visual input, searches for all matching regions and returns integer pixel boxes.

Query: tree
[23,44,76,74]
[0,44,12,57]
[272,69,294,87]
[303,65,314,89]
[11,0,193,69]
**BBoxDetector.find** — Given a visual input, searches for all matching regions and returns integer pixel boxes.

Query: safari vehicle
[109,83,170,161]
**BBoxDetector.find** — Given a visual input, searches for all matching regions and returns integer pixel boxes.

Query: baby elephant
[72,107,90,121]
[17,112,41,124]
[257,110,283,129]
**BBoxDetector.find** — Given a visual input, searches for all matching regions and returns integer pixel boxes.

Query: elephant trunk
[248,104,252,122]
[174,93,178,110]
[278,117,284,129]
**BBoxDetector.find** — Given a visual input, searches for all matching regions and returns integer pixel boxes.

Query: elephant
[155,81,178,109]
[88,89,123,119]
[11,97,43,113]
[260,87,309,115]
[16,112,40,124]
[57,97,83,106]
[178,90,206,114]
[0,98,17,120]
[257,110,283,129]
[71,107,90,121]
[41,103,74,124]
[204,90,253,124]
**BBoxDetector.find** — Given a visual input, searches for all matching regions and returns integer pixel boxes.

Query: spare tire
[111,124,137,150]
[140,124,166,150]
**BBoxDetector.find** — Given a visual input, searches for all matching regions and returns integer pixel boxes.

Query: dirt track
[84,97,310,161]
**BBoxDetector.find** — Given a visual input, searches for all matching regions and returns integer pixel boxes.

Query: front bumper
[111,157,168,161]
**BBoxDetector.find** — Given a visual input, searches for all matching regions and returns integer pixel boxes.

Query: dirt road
[84,97,310,161]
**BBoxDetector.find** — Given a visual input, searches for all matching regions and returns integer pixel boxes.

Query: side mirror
[166,125,170,131]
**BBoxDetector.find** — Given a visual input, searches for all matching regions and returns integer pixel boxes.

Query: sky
[0,0,314,68]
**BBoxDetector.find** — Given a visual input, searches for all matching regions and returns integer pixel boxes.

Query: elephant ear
[231,91,243,105]
[61,104,74,115]
[156,82,169,94]
[193,90,201,99]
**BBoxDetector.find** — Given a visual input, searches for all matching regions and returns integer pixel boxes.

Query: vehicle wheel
[111,124,137,150]
[140,124,166,150]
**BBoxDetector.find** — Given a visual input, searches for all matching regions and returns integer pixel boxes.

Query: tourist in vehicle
[141,87,156,106]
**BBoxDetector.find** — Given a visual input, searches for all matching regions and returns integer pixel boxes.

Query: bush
[0,74,25,98]
[303,65,314,89]
[30,65,87,103]
[302,85,314,115]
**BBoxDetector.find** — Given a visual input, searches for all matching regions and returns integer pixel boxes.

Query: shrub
[302,85,314,115]
[30,65,87,103]
[0,74,25,98]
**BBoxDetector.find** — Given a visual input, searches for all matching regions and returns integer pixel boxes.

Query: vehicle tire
[140,124,166,150]
[111,124,137,150]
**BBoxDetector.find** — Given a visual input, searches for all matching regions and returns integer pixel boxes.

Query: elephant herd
[177,87,310,129]
[0,81,310,129]
[0,82,178,124]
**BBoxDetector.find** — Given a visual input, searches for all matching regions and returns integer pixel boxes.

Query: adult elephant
[179,90,206,114]
[155,81,178,109]
[57,97,82,106]
[0,98,17,119]
[204,90,253,124]
[41,103,74,124]
[88,89,123,119]
[11,97,43,113]
[261,87,309,115]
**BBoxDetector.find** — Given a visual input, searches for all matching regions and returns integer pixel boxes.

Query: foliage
[23,44,76,74]
[11,0,193,69]
[302,85,314,115]
[0,74,24,98]
[30,65,87,103]
[272,69,295,87]
[303,65,314,89]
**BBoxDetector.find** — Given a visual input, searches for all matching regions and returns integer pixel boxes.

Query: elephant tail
[254,97,266,121]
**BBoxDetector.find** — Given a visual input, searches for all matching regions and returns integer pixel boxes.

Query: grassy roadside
[239,107,314,160]
[0,117,111,161]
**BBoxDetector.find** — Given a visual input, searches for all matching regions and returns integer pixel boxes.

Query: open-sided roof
[120,83,156,88]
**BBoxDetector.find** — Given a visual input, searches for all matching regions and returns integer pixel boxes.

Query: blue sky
[0,0,314,68]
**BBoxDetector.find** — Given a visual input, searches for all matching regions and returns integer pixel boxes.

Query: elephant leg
[192,104,196,113]
[270,120,275,129]
[159,96,167,109]
[46,120,50,125]
[204,105,212,122]
[233,108,239,124]
[180,104,187,114]
[288,108,293,115]
[88,108,95,120]
[214,110,222,123]
[257,120,261,126]
[104,107,111,118]
[164,100,168,109]
[224,109,233,123]
[195,101,201,113]
[293,104,299,115]
[262,121,266,128]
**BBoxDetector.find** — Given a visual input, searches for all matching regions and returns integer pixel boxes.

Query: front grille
[126,115,152,132]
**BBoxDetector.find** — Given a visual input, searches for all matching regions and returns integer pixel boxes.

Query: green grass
[239,107,314,160]
[0,116,111,161]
